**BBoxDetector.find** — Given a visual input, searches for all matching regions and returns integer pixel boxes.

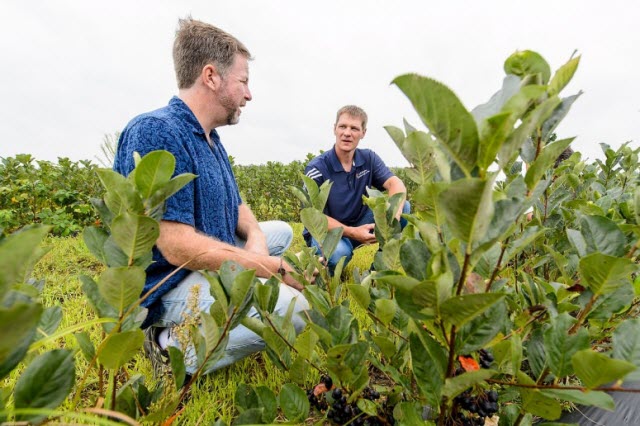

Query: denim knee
[328,239,354,273]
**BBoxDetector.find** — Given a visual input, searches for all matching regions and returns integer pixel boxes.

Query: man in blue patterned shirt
[113,18,308,375]
[304,106,410,274]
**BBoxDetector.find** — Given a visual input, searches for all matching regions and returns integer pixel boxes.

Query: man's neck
[334,145,355,172]
[178,89,225,143]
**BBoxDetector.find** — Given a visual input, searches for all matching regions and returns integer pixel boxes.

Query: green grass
[25,224,377,425]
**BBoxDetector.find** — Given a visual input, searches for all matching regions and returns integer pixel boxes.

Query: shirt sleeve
[370,151,394,190]
[113,117,196,226]
[304,161,325,186]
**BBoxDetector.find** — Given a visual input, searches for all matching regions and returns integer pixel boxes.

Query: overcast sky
[1,1,638,167]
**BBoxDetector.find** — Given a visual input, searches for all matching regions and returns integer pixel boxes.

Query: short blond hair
[173,18,251,89]
[335,105,368,130]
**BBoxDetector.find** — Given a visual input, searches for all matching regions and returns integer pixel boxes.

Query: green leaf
[375,299,396,326]
[82,226,109,265]
[110,213,159,263]
[400,239,430,281]
[0,225,51,297]
[279,383,309,422]
[356,399,378,416]
[525,138,574,190]
[579,253,637,296]
[540,389,614,412]
[322,227,344,261]
[97,169,144,215]
[133,150,175,198]
[37,306,62,337]
[400,130,436,184]
[581,215,626,257]
[393,74,479,174]
[300,207,328,244]
[98,266,145,314]
[147,174,197,218]
[456,300,507,354]
[440,293,505,327]
[471,74,522,122]
[541,92,582,141]
[293,329,318,360]
[230,269,256,307]
[443,369,494,399]
[371,335,397,359]
[517,372,561,420]
[13,349,75,422]
[548,56,581,96]
[254,386,278,423]
[167,346,187,390]
[567,229,587,257]
[498,96,560,168]
[543,313,589,378]
[478,112,513,170]
[504,50,551,83]
[410,327,448,407]
[0,303,42,380]
[613,319,640,380]
[572,349,637,388]
[74,332,96,363]
[348,284,370,310]
[98,329,144,369]
[438,177,495,246]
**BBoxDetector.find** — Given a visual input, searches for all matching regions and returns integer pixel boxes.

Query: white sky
[1,1,638,166]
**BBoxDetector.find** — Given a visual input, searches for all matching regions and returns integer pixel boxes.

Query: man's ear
[362,127,367,138]
[202,64,222,91]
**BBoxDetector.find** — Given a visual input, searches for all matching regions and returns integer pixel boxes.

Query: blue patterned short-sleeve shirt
[113,96,241,326]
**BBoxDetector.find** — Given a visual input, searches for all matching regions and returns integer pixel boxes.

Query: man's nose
[245,87,252,101]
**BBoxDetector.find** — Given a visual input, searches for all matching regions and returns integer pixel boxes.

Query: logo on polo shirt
[356,170,370,179]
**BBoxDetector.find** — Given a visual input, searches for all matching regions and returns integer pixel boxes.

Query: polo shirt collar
[168,96,219,142]
[328,145,365,172]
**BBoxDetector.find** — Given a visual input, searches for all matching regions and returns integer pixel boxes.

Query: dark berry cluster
[478,349,494,369]
[307,377,393,425]
[451,389,499,425]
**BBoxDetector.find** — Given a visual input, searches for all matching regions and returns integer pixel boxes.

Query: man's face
[334,113,366,154]
[218,54,252,125]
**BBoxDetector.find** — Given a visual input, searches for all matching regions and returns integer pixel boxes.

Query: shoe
[143,326,193,387]
[143,326,171,379]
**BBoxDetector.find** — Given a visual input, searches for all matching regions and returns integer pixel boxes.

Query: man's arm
[157,220,302,290]
[383,176,407,220]
[236,203,269,255]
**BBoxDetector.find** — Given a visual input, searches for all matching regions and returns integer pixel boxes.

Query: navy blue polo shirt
[304,147,394,226]
[113,96,241,326]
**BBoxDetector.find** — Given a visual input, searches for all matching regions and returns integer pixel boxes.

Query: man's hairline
[334,112,367,131]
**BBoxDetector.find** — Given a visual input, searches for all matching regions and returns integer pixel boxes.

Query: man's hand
[346,223,377,244]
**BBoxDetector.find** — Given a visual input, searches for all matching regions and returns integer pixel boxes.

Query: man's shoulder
[305,151,331,173]
[124,104,178,134]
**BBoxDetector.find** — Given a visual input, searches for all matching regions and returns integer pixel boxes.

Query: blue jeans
[308,201,411,274]
[156,221,309,374]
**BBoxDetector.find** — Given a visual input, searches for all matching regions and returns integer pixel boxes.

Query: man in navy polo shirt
[304,105,410,274]
[113,18,308,375]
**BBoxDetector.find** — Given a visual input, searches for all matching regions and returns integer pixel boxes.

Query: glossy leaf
[393,74,479,174]
[504,50,551,83]
[279,383,309,422]
[98,329,144,369]
[300,207,327,244]
[0,303,41,380]
[548,55,581,96]
[579,253,637,296]
[133,150,175,198]
[543,313,589,378]
[572,349,636,389]
[440,293,505,327]
[613,319,640,380]
[110,212,159,263]
[410,327,447,407]
[581,215,626,257]
[438,177,495,246]
[13,349,75,422]
[0,225,51,297]
[98,266,145,314]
